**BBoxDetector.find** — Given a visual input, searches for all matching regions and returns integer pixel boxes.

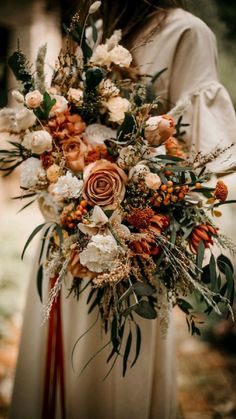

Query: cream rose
[22,130,52,154]
[145,173,162,190]
[20,157,46,188]
[25,90,43,108]
[109,45,132,68]
[128,163,150,181]
[145,115,175,146]
[117,146,141,170]
[83,159,127,210]
[46,164,60,183]
[50,95,68,116]
[106,96,130,124]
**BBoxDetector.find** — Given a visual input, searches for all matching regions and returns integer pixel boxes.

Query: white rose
[129,163,150,181]
[109,45,132,68]
[20,157,46,188]
[25,90,43,108]
[53,172,83,199]
[145,173,162,190]
[106,96,131,124]
[85,123,116,146]
[67,88,83,104]
[12,90,24,104]
[90,44,112,68]
[50,95,68,116]
[117,146,141,169]
[23,130,52,154]
[79,234,119,273]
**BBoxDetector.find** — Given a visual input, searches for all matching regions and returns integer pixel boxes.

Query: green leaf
[151,67,168,84]
[89,17,98,44]
[131,324,141,367]
[201,264,211,284]
[177,299,193,315]
[134,301,157,319]
[37,264,44,302]
[225,264,235,305]
[117,113,136,141]
[54,224,64,254]
[132,282,155,297]
[217,254,234,274]
[21,223,47,260]
[38,225,51,264]
[123,330,132,377]
[196,240,205,270]
[209,254,217,291]
[156,154,185,162]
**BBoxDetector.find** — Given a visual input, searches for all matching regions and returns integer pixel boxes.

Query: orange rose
[62,137,88,172]
[145,114,175,146]
[83,159,127,209]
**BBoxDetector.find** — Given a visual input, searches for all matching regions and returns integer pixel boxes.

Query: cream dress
[10,8,236,419]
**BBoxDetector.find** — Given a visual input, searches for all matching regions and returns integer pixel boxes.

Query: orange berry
[167,180,173,186]
[167,187,174,194]
[80,200,88,208]
[161,184,167,191]
[195,182,202,189]
[75,210,82,217]
[82,209,87,215]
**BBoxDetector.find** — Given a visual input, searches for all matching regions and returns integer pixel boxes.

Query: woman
[10,1,236,419]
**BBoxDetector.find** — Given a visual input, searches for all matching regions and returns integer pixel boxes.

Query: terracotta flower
[214,180,228,203]
[83,159,127,209]
[189,224,218,253]
[62,137,88,172]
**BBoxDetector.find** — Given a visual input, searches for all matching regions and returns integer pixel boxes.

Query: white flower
[145,173,162,190]
[88,0,101,14]
[90,44,112,67]
[105,30,122,50]
[128,163,150,181]
[67,88,83,104]
[117,146,141,169]
[50,95,68,116]
[25,90,43,108]
[12,90,24,104]
[85,123,116,146]
[20,157,46,188]
[22,130,52,154]
[105,96,130,124]
[52,172,83,199]
[79,234,119,273]
[98,78,119,99]
[78,205,109,236]
[109,45,132,68]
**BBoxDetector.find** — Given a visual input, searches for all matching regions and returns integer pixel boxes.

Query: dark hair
[101,0,187,40]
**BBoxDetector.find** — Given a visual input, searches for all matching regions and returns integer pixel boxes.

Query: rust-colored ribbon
[42,275,66,419]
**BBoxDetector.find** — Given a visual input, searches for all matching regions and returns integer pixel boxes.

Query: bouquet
[0,2,236,377]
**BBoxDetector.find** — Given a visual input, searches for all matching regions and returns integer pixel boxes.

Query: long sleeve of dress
[169,16,236,166]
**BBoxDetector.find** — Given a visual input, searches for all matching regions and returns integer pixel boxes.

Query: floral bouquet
[0,2,236,377]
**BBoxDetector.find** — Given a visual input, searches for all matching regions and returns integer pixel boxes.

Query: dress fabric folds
[10,8,236,419]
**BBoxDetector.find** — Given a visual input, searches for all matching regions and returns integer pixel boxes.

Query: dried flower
[83,159,127,210]
[105,96,131,124]
[145,115,175,146]
[80,234,119,273]
[20,157,46,188]
[46,164,60,183]
[214,180,228,202]
[53,171,83,199]
[126,208,155,229]
[88,1,101,14]
[189,224,218,253]
[145,173,161,190]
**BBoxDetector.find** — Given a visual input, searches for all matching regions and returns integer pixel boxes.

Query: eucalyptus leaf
[21,222,47,260]
[37,264,44,302]
[132,282,154,297]
[134,301,157,319]
[123,330,132,377]
[196,240,205,270]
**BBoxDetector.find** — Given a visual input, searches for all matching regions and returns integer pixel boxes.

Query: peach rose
[83,159,127,209]
[25,90,43,108]
[145,173,161,190]
[62,137,88,173]
[145,115,175,146]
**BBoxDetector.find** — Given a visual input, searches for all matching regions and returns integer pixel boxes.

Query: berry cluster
[60,200,88,229]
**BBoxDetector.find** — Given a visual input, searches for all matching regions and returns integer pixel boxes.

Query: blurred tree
[214,0,236,39]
